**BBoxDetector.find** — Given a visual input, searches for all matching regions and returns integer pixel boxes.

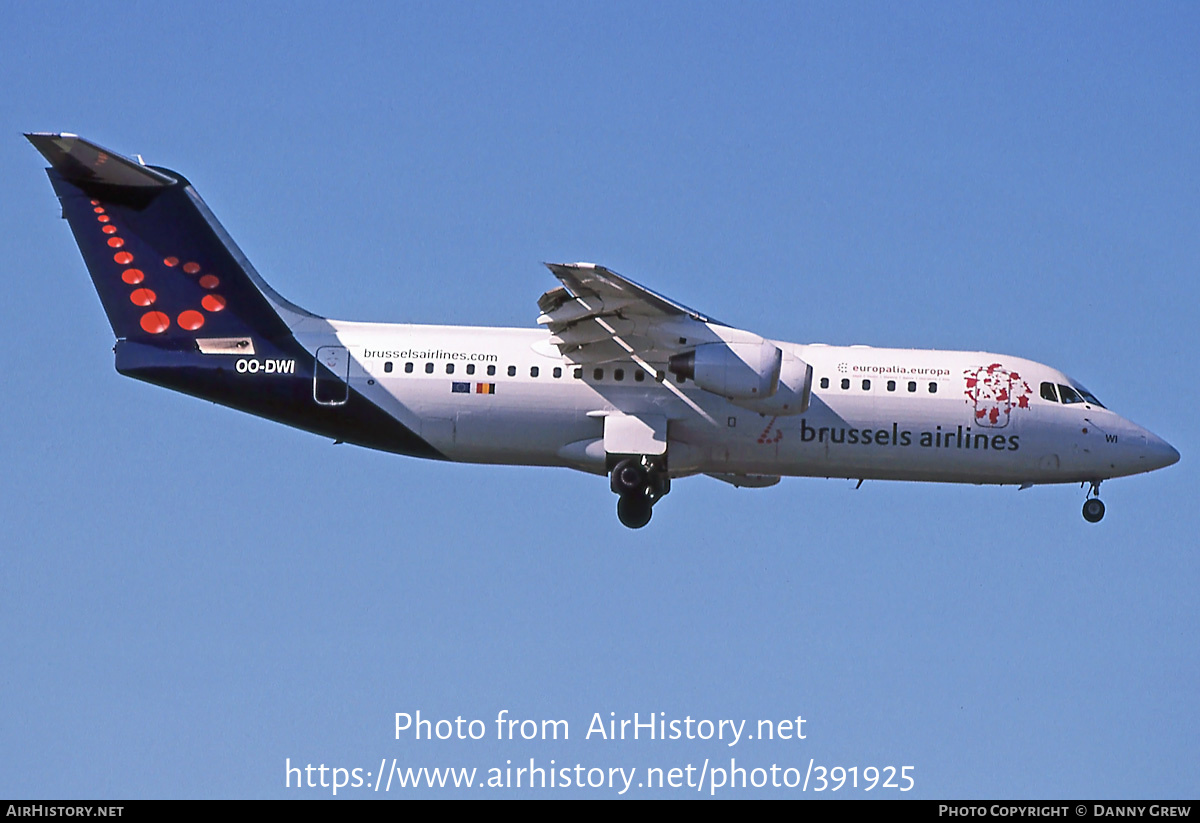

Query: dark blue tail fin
[26,132,312,346]
[28,133,441,459]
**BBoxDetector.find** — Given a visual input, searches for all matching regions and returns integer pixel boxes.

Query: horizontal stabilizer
[25,133,176,189]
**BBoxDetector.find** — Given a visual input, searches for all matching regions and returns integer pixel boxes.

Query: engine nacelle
[668,341,782,399]
[730,348,813,415]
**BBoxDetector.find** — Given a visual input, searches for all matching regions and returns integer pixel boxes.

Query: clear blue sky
[1,2,1196,798]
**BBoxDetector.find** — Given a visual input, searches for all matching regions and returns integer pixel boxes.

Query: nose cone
[1144,430,1180,472]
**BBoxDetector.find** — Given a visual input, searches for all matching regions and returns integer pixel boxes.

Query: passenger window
[634,369,645,382]
[907,381,916,393]
[404,362,414,373]
[487,364,496,376]
[574,367,583,379]
[466,364,475,375]
[425,362,434,374]
[446,363,454,374]
[507,365,516,377]
[1058,384,1084,404]
[384,361,393,373]
[840,378,850,390]
[862,379,871,391]
[614,368,625,381]
[928,382,937,393]
[1040,382,1059,403]
[820,377,829,389]
[553,367,562,378]
[887,380,896,392]
[530,366,539,378]
[594,368,604,380]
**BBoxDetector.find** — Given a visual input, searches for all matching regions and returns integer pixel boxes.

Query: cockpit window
[1043,377,1107,408]
[1058,384,1084,404]
[1074,385,1106,408]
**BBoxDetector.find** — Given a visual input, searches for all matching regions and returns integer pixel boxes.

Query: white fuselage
[289,321,1173,486]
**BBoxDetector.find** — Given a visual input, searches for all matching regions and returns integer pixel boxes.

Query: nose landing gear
[610,456,669,529]
[1082,481,1105,523]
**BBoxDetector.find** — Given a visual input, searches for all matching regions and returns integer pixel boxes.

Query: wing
[538,262,814,416]
[538,262,719,365]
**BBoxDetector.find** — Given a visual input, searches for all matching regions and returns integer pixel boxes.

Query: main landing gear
[1082,481,1105,523]
[610,456,670,529]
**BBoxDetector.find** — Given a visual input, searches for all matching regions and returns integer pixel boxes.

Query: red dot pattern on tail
[94,202,231,337]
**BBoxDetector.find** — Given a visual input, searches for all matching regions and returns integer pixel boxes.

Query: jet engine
[668,342,812,415]
[731,349,813,415]
[668,341,782,399]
